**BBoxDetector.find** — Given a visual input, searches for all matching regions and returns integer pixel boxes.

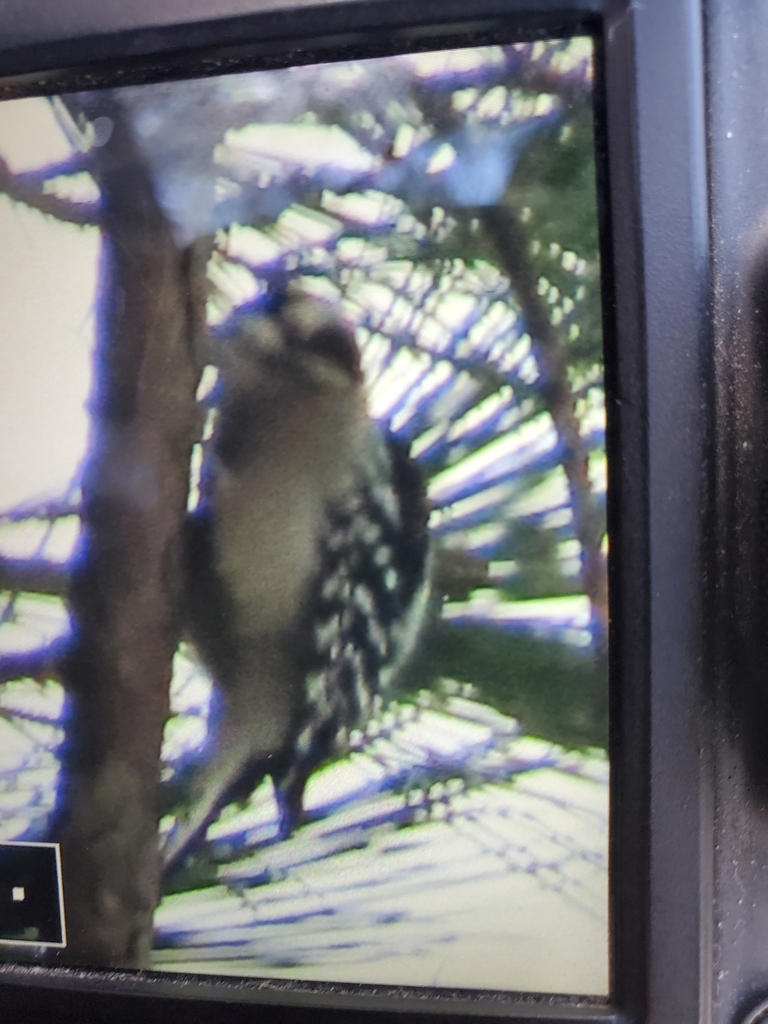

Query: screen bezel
[0,0,713,1021]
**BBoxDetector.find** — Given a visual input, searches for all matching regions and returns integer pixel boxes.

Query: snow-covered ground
[154,689,608,996]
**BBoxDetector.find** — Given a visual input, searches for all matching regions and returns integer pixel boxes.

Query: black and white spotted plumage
[278,436,430,828]
[163,290,429,872]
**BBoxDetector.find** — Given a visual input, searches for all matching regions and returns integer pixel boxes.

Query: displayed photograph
[0,36,608,995]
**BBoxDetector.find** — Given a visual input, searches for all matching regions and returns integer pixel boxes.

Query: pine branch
[0,155,100,225]
[0,555,69,597]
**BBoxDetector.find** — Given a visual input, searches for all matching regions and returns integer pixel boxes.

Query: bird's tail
[161,732,269,874]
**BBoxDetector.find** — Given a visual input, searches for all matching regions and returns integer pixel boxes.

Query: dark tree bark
[50,94,207,969]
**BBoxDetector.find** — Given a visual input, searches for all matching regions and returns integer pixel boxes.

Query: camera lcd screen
[0,36,608,997]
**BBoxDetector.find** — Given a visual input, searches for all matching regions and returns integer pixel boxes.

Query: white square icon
[0,842,65,947]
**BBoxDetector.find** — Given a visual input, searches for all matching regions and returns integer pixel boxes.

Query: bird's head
[219,288,363,394]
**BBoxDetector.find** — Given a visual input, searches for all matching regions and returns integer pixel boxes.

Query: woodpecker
[163,289,430,872]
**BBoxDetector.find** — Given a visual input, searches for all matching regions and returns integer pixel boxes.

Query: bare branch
[0,155,100,225]
[0,556,69,597]
[0,642,63,685]
[16,153,91,186]
[0,498,80,523]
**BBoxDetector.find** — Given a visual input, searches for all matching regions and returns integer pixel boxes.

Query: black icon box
[0,843,65,947]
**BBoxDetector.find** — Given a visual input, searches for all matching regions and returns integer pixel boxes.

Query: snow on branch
[0,555,69,597]
[0,155,100,226]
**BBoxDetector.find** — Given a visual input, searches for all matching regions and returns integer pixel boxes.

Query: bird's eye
[306,324,361,380]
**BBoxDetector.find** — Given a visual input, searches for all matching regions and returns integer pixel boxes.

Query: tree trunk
[478,206,609,635]
[52,94,206,968]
